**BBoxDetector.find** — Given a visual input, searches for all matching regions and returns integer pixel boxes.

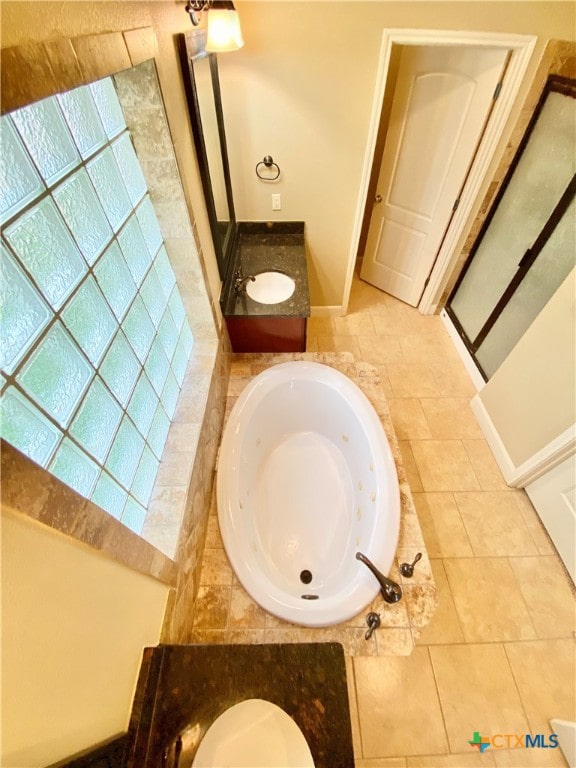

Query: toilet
[192,698,315,767]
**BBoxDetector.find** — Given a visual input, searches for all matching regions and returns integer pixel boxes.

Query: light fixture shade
[206,7,244,52]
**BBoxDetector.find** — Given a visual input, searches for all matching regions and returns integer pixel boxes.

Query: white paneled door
[526,453,576,584]
[361,46,508,306]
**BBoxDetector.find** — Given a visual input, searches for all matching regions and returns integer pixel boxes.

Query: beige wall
[220,1,575,305]
[1,508,169,767]
[3,2,574,308]
[479,269,576,467]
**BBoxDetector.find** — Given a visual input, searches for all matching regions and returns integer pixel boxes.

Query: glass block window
[0,79,193,536]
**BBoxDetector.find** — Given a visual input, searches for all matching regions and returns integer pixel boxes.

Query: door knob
[374,194,383,204]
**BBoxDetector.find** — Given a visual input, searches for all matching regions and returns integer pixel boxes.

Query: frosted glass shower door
[476,196,576,377]
[446,77,576,379]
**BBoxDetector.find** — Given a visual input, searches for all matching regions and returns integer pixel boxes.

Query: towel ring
[256,155,281,181]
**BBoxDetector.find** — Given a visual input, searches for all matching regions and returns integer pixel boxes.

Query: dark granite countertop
[221,222,311,318]
[127,643,354,768]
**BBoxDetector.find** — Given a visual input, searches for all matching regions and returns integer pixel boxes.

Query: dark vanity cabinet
[127,643,354,768]
[46,736,128,768]
[221,222,311,353]
[225,315,308,353]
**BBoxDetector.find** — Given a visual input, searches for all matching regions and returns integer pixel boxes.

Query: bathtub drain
[300,569,313,584]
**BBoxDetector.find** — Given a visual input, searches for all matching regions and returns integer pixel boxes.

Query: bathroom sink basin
[246,271,295,304]
[192,698,314,767]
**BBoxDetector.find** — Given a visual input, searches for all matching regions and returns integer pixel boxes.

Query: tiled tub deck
[189,352,437,656]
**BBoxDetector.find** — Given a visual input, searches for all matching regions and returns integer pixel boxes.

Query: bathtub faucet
[356,552,403,604]
[234,268,256,293]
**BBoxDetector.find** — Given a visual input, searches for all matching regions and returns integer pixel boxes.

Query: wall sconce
[185,1,244,52]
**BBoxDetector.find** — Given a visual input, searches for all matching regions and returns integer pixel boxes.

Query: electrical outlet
[272,193,282,211]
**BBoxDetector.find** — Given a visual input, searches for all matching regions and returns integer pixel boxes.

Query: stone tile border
[1,438,177,586]
[182,352,437,655]
[1,28,157,115]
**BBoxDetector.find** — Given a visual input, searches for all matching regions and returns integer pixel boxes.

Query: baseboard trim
[470,394,576,487]
[550,719,576,768]
[310,305,343,318]
[440,309,485,392]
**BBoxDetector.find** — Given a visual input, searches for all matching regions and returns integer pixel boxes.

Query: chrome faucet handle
[400,552,422,578]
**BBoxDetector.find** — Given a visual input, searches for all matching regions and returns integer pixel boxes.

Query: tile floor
[306,278,575,767]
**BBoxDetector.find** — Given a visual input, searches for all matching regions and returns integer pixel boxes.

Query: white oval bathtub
[216,361,400,627]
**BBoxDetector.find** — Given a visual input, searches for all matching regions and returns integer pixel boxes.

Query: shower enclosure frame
[445,74,576,381]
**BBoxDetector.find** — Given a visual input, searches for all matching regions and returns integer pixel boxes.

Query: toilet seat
[192,698,315,767]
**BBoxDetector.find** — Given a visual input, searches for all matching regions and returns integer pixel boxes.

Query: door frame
[342,28,537,315]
